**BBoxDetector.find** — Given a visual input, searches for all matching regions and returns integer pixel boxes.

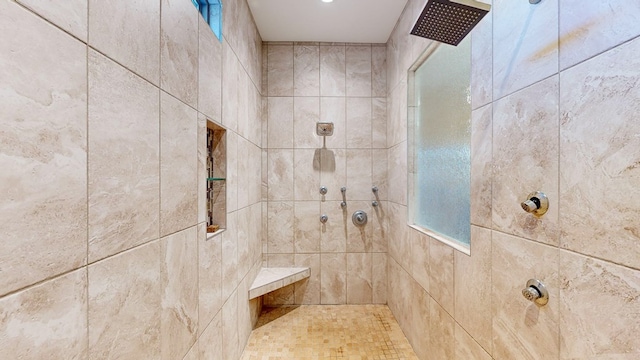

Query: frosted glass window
[413,37,471,247]
[192,0,223,41]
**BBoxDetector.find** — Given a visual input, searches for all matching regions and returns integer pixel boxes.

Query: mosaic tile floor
[240,305,419,360]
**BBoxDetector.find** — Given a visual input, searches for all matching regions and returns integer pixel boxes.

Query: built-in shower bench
[248,267,310,300]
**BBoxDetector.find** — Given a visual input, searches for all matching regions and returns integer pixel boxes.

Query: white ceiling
[247,0,409,43]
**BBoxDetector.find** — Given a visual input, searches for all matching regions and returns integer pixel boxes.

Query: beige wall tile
[408,280,430,359]
[222,212,238,299]
[319,148,347,202]
[89,0,159,84]
[198,224,222,335]
[294,201,321,253]
[346,97,372,148]
[267,97,294,148]
[493,0,558,98]
[88,241,161,359]
[470,104,492,228]
[161,227,198,360]
[160,0,198,107]
[388,202,409,272]
[320,97,347,149]
[320,45,346,96]
[388,142,407,205]
[559,251,640,359]
[491,231,559,359]
[294,45,320,96]
[455,323,492,360]
[18,0,87,41]
[267,201,294,253]
[470,2,493,109]
[199,311,222,360]
[294,149,320,200]
[267,44,294,96]
[371,46,387,97]
[429,296,455,360]
[372,97,387,149]
[222,290,239,360]
[372,253,387,304]
[160,92,198,236]
[371,197,388,253]
[410,229,430,293]
[492,76,559,246]
[294,253,321,304]
[223,0,262,87]
[346,201,374,252]
[429,237,455,315]
[346,45,372,97]
[320,253,347,304]
[346,149,373,201]
[198,17,223,122]
[0,269,87,359]
[293,97,321,148]
[226,131,239,211]
[267,149,294,200]
[184,342,198,360]
[559,37,640,269]
[455,226,492,353]
[88,50,159,263]
[387,79,407,147]
[237,205,252,279]
[237,137,261,208]
[346,253,373,304]
[320,201,348,253]
[222,40,240,133]
[0,0,87,296]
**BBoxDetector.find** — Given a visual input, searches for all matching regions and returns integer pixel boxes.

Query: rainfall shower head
[410,0,491,46]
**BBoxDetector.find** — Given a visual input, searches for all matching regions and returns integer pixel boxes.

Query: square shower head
[410,0,490,46]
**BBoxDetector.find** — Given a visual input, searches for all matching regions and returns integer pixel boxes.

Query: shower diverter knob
[522,279,548,306]
[521,191,548,216]
[352,210,368,226]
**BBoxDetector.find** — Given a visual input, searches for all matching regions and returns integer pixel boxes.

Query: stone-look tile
[346,45,372,97]
[387,79,407,147]
[408,280,430,359]
[222,40,240,133]
[293,97,321,148]
[198,224,222,335]
[267,149,294,200]
[386,258,403,324]
[183,342,198,360]
[372,46,387,97]
[372,253,387,304]
[470,104,492,228]
[371,202,388,254]
[88,241,161,359]
[386,2,412,95]
[429,237,455,315]
[294,253,321,304]
[18,0,87,41]
[199,311,223,360]
[267,97,294,148]
[559,37,640,269]
[320,201,348,253]
[346,149,372,201]
[492,231,559,360]
[267,201,294,253]
[160,92,198,236]
[346,201,374,253]
[250,203,263,265]
[493,0,558,98]
[226,131,239,212]
[267,44,294,96]
[197,114,208,224]
[0,1,87,296]
[455,323,492,360]
[455,226,492,353]
[264,255,295,306]
[237,273,253,351]
[161,0,198,107]
[320,45,346,96]
[346,253,373,304]
[388,142,408,206]
[429,294,455,360]
[320,97,346,149]
[471,0,492,109]
[88,50,159,263]
[294,45,320,96]
[371,148,388,198]
[294,201,320,253]
[294,149,320,200]
[222,0,263,88]
[237,206,252,280]
[0,269,87,359]
[372,98,387,149]
[89,0,159,84]
[222,212,238,300]
[161,227,198,360]
[388,203,409,272]
[410,229,430,293]
[237,137,261,209]
[346,97,372,149]
[560,0,640,69]
[559,251,640,359]
[320,253,347,304]
[222,290,240,360]
[492,76,559,246]
[319,148,347,202]
[199,16,222,122]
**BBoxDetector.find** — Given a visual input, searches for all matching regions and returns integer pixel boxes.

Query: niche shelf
[207,121,226,234]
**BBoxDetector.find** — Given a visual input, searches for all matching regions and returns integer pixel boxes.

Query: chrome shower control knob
[320,214,328,224]
[521,191,549,216]
[352,210,368,226]
[319,186,328,195]
[522,279,549,306]
[372,201,378,207]
[372,186,378,193]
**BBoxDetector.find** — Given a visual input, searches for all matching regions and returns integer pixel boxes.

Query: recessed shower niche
[206,121,226,234]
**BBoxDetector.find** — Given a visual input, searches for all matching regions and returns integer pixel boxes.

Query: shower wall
[263,42,388,305]
[387,0,640,359]
[0,0,263,358]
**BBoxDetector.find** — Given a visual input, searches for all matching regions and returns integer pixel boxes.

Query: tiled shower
[1,0,639,359]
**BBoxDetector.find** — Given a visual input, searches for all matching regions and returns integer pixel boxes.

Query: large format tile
[320,97,346,149]
[0,269,87,359]
[346,45,372,97]
[18,0,87,41]
[346,97,372,149]
[160,227,198,360]
[470,0,492,109]
[222,40,240,133]
[294,253,321,304]
[346,149,372,201]
[294,149,320,201]
[470,104,493,228]
[492,76,559,246]
[267,97,294,149]
[198,16,222,122]
[559,37,640,269]
[89,0,159,84]
[492,231,559,360]
[493,0,558,98]
[371,46,387,97]
[455,323,492,360]
[560,0,640,69]
[199,311,222,360]
[88,241,161,359]
[559,251,640,359]
[88,50,159,263]
[0,1,87,295]
[429,237,455,315]
[293,97,321,149]
[429,298,455,360]
[320,201,348,253]
[320,45,346,96]
[198,224,222,334]
[346,253,372,304]
[320,253,347,304]
[267,44,294,96]
[267,201,294,254]
[294,44,320,96]
[294,201,320,253]
[161,0,198,107]
[222,211,238,299]
[222,290,240,360]
[372,253,387,304]
[267,149,294,201]
[160,92,198,236]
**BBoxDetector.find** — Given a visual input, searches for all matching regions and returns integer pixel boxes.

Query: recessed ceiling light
[322,0,334,3]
